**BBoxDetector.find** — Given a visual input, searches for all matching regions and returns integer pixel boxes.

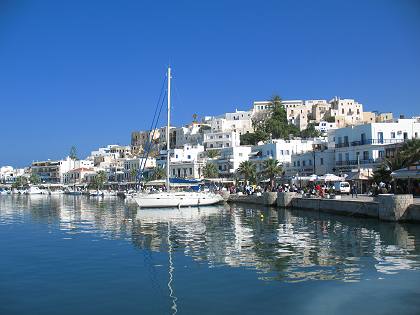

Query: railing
[336,158,383,166]
[336,138,407,148]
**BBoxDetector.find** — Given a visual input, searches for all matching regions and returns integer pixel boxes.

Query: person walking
[351,184,358,198]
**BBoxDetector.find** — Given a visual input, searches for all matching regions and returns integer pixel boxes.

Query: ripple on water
[1,195,420,282]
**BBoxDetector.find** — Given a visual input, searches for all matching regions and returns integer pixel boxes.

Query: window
[345,153,349,161]
[309,160,312,166]
[379,150,384,158]
[391,132,395,139]
[303,161,306,166]
[338,153,342,161]
[363,151,369,160]
[239,153,243,157]
[344,136,349,144]
[297,161,300,166]
[377,132,384,144]
[293,161,296,167]
[286,150,289,155]
[320,158,324,165]
[187,155,191,159]
[189,168,192,175]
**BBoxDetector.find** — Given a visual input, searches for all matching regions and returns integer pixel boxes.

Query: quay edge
[227,192,420,223]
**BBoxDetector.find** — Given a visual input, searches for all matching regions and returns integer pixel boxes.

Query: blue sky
[1,0,419,167]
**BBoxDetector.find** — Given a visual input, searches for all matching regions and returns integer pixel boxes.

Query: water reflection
[1,195,419,283]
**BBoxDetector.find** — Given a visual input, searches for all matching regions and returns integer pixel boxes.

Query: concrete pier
[228,192,277,206]
[227,191,420,222]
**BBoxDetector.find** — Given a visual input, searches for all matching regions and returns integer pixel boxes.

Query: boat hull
[134,192,223,208]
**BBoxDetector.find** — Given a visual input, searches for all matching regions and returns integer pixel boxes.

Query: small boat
[25,186,44,195]
[102,190,117,197]
[135,191,223,208]
[48,190,64,195]
[89,190,104,197]
[0,189,9,195]
[65,189,82,196]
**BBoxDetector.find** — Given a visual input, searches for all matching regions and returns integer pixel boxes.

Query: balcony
[336,138,407,148]
[336,158,383,166]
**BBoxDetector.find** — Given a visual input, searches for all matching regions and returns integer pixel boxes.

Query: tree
[12,176,28,189]
[151,166,165,180]
[262,159,282,188]
[199,125,211,134]
[240,130,269,145]
[237,161,256,184]
[324,115,336,123]
[300,123,321,138]
[264,95,300,139]
[192,113,198,123]
[399,139,420,166]
[202,162,218,178]
[92,170,107,189]
[373,155,407,184]
[69,146,78,160]
[130,168,138,181]
[206,149,220,159]
[29,173,41,185]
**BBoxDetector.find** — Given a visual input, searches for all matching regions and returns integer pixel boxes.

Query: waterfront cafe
[391,164,420,196]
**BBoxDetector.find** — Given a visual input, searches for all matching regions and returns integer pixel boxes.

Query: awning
[391,165,420,179]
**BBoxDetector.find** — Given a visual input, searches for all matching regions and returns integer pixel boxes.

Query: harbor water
[1,195,420,314]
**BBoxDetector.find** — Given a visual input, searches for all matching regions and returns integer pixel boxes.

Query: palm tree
[69,146,78,160]
[130,168,138,182]
[151,166,165,180]
[399,139,420,166]
[29,173,41,185]
[202,162,218,178]
[262,159,282,188]
[93,170,107,190]
[237,161,256,184]
[373,155,407,184]
[270,95,282,107]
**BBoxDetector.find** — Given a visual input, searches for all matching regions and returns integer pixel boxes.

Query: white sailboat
[135,67,223,208]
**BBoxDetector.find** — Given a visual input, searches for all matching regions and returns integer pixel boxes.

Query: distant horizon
[1,0,419,166]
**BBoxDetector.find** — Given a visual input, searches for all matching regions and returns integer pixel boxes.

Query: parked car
[334,181,350,194]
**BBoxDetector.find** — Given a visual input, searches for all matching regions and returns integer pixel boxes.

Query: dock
[228,192,420,222]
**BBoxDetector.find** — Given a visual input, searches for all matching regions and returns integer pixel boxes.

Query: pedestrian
[351,185,358,198]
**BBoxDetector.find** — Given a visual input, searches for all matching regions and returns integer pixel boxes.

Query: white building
[213,146,252,178]
[329,97,364,127]
[0,166,26,184]
[170,160,205,179]
[315,121,337,134]
[285,149,335,176]
[203,131,240,149]
[31,157,93,184]
[174,123,205,147]
[331,119,420,173]
[249,138,325,173]
[63,167,96,185]
[124,157,157,181]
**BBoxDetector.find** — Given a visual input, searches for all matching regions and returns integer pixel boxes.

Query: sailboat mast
[166,67,171,191]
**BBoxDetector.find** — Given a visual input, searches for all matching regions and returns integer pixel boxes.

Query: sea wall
[290,197,379,218]
[228,192,277,206]
[229,192,419,223]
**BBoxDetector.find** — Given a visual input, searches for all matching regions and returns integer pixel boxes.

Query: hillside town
[1,96,419,195]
